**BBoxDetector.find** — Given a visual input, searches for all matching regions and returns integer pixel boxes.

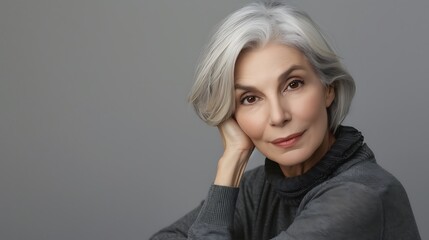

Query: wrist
[214,149,253,187]
[221,148,253,162]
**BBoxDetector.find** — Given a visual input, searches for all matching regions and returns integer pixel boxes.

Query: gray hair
[188,1,355,132]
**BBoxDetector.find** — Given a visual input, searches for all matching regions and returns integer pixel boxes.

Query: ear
[325,85,335,108]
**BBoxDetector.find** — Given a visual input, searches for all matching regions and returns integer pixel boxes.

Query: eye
[285,79,304,91]
[240,95,259,105]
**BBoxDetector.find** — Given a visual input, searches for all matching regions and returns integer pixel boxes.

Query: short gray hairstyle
[188,1,355,132]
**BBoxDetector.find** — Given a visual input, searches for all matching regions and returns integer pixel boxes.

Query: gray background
[1,0,427,239]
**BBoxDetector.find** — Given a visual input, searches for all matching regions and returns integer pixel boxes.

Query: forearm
[149,203,202,240]
[188,185,239,239]
[150,185,240,240]
[152,118,251,239]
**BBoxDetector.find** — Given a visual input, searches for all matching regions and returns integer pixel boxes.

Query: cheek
[293,90,328,124]
[235,109,266,140]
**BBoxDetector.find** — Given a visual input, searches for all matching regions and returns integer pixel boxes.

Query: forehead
[234,43,311,82]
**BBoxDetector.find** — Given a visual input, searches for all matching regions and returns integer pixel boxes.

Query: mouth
[271,131,305,148]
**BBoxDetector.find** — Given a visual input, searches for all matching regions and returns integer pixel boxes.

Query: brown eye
[286,79,304,90]
[240,95,259,105]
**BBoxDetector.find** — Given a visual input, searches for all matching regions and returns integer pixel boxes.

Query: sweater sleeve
[273,182,384,240]
[149,185,240,240]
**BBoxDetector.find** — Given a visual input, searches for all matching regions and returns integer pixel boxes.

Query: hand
[214,118,254,187]
[218,118,254,154]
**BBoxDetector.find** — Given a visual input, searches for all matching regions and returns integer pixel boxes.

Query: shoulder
[298,144,394,221]
[302,180,384,218]
[299,145,409,222]
[330,150,408,200]
[297,153,419,239]
[289,180,384,239]
[307,142,407,200]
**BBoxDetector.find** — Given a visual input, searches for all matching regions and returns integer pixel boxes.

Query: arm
[150,118,254,239]
[273,182,384,240]
[149,186,240,240]
[149,203,202,240]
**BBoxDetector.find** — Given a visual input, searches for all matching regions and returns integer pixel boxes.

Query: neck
[280,130,336,177]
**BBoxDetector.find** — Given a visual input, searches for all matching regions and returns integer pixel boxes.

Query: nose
[269,97,290,127]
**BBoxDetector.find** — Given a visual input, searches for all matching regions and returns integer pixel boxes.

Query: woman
[150,1,420,239]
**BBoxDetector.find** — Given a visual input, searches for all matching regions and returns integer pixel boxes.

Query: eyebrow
[234,65,306,91]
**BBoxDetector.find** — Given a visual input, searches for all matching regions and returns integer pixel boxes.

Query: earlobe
[325,86,335,108]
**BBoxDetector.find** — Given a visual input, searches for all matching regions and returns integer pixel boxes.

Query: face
[234,43,335,177]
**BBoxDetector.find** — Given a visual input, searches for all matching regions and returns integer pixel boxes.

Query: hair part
[188,1,355,132]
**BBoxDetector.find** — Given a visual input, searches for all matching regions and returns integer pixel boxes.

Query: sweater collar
[265,126,364,204]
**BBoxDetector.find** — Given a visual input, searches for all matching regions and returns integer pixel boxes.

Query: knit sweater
[150,126,421,239]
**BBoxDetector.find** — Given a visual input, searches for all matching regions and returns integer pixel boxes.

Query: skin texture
[215,118,254,187]
[231,43,336,177]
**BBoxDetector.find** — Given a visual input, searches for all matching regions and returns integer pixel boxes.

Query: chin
[264,147,313,167]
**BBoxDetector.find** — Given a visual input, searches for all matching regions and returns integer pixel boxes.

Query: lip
[271,131,305,148]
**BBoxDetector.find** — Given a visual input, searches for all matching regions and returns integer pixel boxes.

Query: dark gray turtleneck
[150,126,421,239]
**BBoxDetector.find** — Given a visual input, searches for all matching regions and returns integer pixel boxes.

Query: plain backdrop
[1,0,428,239]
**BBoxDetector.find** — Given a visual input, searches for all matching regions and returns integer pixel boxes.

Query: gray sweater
[150,126,421,239]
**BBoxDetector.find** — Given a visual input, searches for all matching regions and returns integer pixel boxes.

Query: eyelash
[285,79,304,91]
[239,79,304,105]
[240,95,258,105]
